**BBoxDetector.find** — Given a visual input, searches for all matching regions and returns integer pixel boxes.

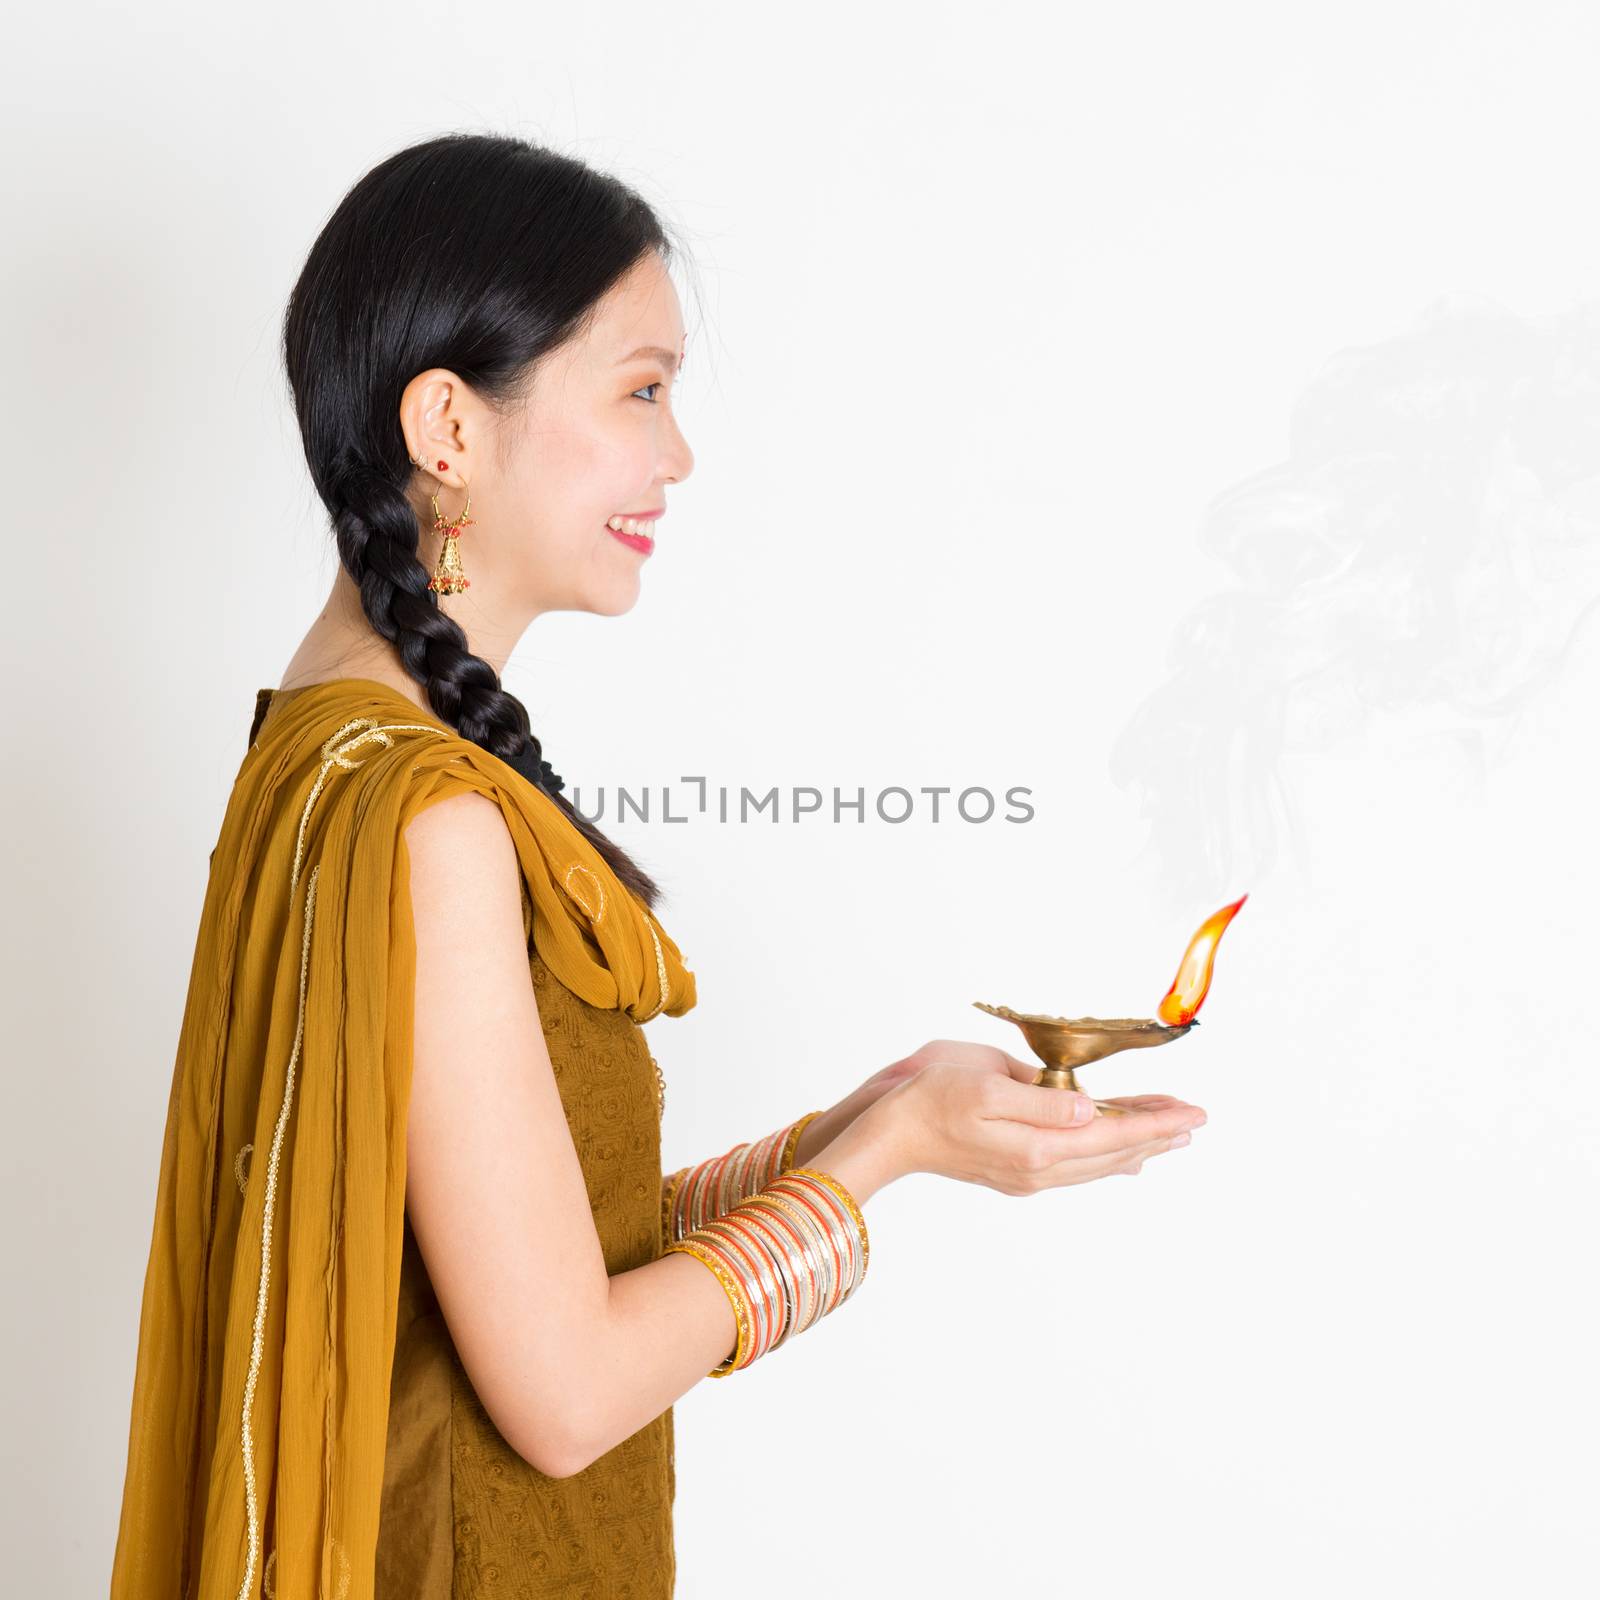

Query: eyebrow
[616,344,683,372]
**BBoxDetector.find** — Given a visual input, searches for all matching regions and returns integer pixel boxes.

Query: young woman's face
[471,251,694,621]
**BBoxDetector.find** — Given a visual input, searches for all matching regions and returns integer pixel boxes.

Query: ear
[400,369,471,483]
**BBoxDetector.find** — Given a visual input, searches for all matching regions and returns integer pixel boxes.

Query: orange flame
[1156,894,1248,1026]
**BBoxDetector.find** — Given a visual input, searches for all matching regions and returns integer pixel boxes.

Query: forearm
[575,1110,902,1475]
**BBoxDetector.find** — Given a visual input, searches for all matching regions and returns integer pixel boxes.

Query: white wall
[5,2,1595,1594]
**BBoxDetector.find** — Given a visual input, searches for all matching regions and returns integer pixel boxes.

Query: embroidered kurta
[110,680,695,1600]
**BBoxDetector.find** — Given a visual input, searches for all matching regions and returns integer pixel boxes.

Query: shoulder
[405,785,512,851]
[403,787,529,944]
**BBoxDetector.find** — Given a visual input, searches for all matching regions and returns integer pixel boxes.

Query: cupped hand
[867,1038,1207,1195]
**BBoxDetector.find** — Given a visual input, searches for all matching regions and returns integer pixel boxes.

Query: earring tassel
[428,524,472,596]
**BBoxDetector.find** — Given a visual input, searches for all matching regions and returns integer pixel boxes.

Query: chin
[585,579,643,618]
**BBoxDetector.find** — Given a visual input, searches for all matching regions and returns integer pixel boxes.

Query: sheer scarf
[110,679,696,1599]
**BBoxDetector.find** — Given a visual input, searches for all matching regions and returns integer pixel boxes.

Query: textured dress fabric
[109,680,693,1600]
[376,931,677,1598]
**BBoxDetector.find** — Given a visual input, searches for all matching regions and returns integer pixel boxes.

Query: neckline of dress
[255,677,456,741]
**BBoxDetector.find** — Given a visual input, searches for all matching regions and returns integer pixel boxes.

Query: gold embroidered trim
[639,914,669,1024]
[238,716,450,1600]
[291,718,451,893]
[233,1143,253,1196]
[564,861,606,923]
[236,862,317,1600]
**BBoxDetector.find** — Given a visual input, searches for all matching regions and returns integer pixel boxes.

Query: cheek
[507,408,651,549]
[571,413,656,497]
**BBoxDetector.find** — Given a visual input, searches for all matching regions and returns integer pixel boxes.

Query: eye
[631,381,662,403]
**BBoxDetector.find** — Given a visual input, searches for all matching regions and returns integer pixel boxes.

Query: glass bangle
[763,1180,852,1312]
[724,1201,816,1347]
[740,1192,836,1337]
[696,1217,784,1362]
[774,1169,869,1290]
[664,1236,752,1377]
[788,1166,871,1273]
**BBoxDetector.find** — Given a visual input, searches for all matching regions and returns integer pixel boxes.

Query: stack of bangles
[661,1111,872,1377]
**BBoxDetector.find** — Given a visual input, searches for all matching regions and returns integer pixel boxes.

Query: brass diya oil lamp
[975,894,1248,1117]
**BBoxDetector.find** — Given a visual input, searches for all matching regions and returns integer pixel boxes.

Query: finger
[1031,1100,1202,1158]
[1041,1128,1196,1185]
[1116,1130,1197,1174]
[1097,1095,1195,1113]
[999,1052,1046,1084]
[1097,1096,1206,1126]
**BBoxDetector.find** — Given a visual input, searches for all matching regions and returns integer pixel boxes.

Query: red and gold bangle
[773,1168,870,1291]
[722,1195,824,1352]
[696,1216,784,1362]
[739,1192,831,1343]
[784,1167,869,1284]
[663,1235,753,1376]
[762,1177,853,1315]
[685,1153,720,1232]
[720,1200,814,1350]
[780,1110,823,1173]
[697,1199,814,1370]
[764,1186,848,1328]
[745,1179,859,1347]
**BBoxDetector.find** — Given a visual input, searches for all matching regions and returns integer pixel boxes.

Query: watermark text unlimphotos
[565,777,1036,825]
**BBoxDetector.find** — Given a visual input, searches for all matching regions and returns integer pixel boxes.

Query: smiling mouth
[606,514,659,538]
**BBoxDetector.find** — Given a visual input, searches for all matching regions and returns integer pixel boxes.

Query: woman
[109,132,1206,1598]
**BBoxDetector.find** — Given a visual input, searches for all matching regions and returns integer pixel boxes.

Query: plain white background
[5,2,1596,1594]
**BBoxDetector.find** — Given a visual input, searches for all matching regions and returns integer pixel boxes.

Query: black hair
[282,131,681,911]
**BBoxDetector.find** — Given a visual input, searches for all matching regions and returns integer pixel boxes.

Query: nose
[661,407,694,487]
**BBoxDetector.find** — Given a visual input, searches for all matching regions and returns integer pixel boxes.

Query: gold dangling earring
[426,468,474,596]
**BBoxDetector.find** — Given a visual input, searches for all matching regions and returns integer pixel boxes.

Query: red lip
[612,508,665,521]
[606,521,656,554]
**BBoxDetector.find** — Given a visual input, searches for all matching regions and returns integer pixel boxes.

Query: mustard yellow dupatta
[110,679,695,1599]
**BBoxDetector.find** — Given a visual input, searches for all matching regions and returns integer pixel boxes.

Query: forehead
[586,253,685,363]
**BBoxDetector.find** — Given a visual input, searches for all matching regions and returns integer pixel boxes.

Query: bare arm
[403,792,898,1479]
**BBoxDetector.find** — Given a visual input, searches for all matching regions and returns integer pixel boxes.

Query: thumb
[986,1075,1097,1127]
